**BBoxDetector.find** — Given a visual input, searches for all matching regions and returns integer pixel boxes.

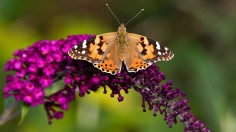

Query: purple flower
[54,111,63,119]
[64,76,72,84]
[43,65,55,76]
[40,44,51,55]
[25,82,35,91]
[3,34,210,131]
[23,95,33,103]
[16,69,27,78]
[14,60,23,70]
[28,64,38,73]
[39,76,53,88]
[58,96,67,105]
[46,55,54,63]
[37,58,46,68]
[34,88,44,99]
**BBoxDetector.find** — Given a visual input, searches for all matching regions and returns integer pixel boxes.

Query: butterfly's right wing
[125,33,174,72]
[127,33,174,63]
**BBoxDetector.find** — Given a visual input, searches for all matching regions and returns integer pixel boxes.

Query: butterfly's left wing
[68,33,117,63]
[124,33,174,72]
[68,33,123,74]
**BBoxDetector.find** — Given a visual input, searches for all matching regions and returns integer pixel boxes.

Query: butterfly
[68,23,174,75]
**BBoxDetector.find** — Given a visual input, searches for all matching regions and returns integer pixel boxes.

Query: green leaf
[17,103,30,126]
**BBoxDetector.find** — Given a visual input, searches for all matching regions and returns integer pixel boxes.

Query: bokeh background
[1,0,236,132]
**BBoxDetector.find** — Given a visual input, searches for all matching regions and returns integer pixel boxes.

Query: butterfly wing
[125,33,174,72]
[68,33,115,63]
[93,42,122,75]
[124,44,150,72]
[68,32,122,74]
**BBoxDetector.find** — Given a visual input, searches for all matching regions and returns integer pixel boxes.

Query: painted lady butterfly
[68,5,174,75]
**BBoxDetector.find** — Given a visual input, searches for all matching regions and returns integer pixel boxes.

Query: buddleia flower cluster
[3,34,210,131]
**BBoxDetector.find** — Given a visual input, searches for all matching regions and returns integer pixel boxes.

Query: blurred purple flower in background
[3,34,210,131]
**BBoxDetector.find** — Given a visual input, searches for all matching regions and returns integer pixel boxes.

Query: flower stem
[0,101,21,125]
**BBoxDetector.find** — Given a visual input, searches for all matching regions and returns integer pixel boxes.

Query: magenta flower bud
[64,76,72,84]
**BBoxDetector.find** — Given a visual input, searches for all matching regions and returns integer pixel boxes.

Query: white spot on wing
[82,40,87,49]
[74,45,78,49]
[158,51,162,55]
[82,50,86,54]
[156,42,160,50]
[164,47,168,51]
[148,62,153,65]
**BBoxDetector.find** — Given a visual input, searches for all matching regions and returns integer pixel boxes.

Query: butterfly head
[118,24,127,34]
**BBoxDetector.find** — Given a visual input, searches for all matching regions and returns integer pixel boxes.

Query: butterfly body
[116,24,128,61]
[68,24,174,75]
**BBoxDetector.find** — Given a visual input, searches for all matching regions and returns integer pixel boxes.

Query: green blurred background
[1,0,236,131]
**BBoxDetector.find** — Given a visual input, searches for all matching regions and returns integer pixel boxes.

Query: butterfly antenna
[125,9,144,26]
[106,4,121,25]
